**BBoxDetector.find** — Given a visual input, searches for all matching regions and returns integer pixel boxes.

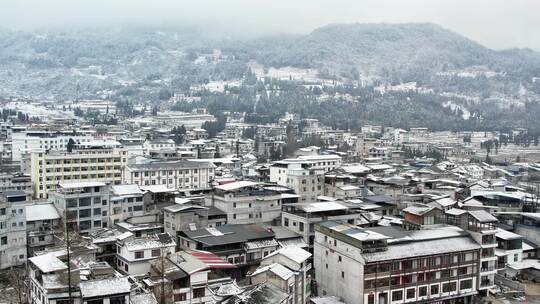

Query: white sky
[2,0,539,50]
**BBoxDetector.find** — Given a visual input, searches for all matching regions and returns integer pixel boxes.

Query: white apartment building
[210,181,283,225]
[284,163,325,202]
[30,148,127,199]
[0,191,30,270]
[314,221,482,304]
[123,160,215,190]
[271,155,341,182]
[11,129,93,161]
[115,233,176,276]
[109,184,145,225]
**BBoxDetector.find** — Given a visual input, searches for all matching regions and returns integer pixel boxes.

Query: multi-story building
[178,224,279,270]
[50,182,110,233]
[284,163,325,202]
[0,173,32,194]
[123,160,215,190]
[30,148,127,198]
[146,250,235,304]
[282,201,363,250]
[109,184,145,225]
[11,129,93,161]
[210,181,283,225]
[163,204,209,235]
[314,221,482,304]
[25,203,62,256]
[270,155,342,187]
[115,232,176,276]
[251,246,312,304]
[28,248,135,304]
[0,190,30,269]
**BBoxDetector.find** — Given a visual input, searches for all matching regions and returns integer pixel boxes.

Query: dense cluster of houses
[0,111,539,304]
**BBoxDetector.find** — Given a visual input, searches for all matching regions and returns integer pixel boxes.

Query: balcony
[480,266,496,272]
[480,280,494,288]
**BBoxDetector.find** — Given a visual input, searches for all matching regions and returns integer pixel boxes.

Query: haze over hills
[1,22,540,132]
[236,23,540,80]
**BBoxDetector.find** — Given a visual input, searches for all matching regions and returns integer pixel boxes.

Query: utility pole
[65,209,73,304]
[160,246,165,304]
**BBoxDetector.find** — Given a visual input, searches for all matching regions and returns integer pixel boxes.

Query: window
[406,288,415,299]
[174,293,187,301]
[299,222,304,232]
[152,249,161,257]
[392,290,403,301]
[514,253,519,262]
[135,251,144,259]
[193,287,205,298]
[419,286,428,297]
[430,284,439,295]
[460,279,473,290]
[1,236,6,245]
[338,256,342,262]
[367,294,375,304]
[284,218,289,227]
[110,296,126,304]
[0,208,5,215]
[442,282,456,293]
[341,271,345,279]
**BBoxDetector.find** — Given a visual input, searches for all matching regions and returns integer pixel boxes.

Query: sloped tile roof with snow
[468,210,498,223]
[264,245,311,264]
[250,263,294,280]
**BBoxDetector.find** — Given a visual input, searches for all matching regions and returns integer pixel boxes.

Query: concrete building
[270,155,342,186]
[163,204,209,235]
[178,224,279,270]
[0,191,30,269]
[314,221,481,304]
[210,181,283,225]
[0,173,32,194]
[50,182,110,233]
[30,148,127,199]
[251,246,312,304]
[123,160,215,190]
[282,201,363,250]
[11,129,93,161]
[109,184,145,225]
[115,232,176,276]
[25,203,62,257]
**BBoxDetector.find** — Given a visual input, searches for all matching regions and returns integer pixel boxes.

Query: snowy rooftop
[250,263,294,280]
[468,210,498,223]
[495,228,523,240]
[79,277,131,298]
[111,184,143,196]
[25,203,60,221]
[124,234,175,251]
[58,181,107,189]
[295,201,348,213]
[363,236,480,262]
[264,245,311,264]
[29,252,67,273]
[214,180,259,191]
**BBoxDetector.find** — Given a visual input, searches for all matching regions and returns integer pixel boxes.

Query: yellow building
[30,148,127,199]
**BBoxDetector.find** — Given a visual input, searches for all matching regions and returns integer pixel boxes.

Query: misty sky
[2,0,539,50]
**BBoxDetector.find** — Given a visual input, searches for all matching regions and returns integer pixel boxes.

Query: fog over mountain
[1,0,540,50]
